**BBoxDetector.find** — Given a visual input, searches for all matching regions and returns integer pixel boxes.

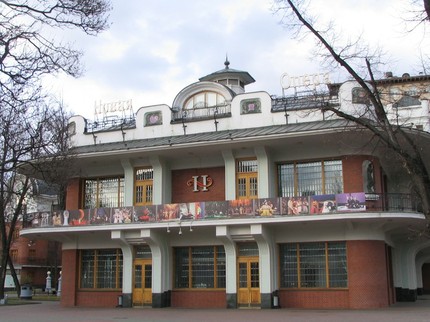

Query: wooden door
[132,259,152,306]
[237,257,260,307]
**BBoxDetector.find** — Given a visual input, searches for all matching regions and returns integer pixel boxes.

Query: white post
[57,271,62,297]
[46,271,52,295]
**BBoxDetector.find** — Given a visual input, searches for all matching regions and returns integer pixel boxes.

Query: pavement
[1,296,430,322]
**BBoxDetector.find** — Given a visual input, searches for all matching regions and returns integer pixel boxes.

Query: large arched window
[184,91,226,110]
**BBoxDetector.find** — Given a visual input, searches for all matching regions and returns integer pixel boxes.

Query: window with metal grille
[83,177,124,209]
[134,245,152,259]
[236,159,258,199]
[79,249,123,289]
[278,160,343,197]
[279,242,347,289]
[134,168,153,206]
[174,246,226,289]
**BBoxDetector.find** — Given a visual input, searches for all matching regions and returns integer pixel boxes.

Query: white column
[254,146,271,198]
[141,228,171,293]
[251,224,276,293]
[150,156,171,204]
[216,225,237,295]
[120,159,134,206]
[111,231,133,294]
[222,150,236,200]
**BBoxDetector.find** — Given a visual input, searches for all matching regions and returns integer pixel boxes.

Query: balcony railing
[365,193,422,213]
[171,104,231,123]
[21,193,422,230]
[85,115,136,133]
[271,92,339,112]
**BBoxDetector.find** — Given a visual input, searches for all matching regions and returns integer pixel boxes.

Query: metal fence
[365,193,421,213]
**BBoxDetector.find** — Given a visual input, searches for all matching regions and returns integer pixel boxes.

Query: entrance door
[132,259,152,306]
[237,257,260,307]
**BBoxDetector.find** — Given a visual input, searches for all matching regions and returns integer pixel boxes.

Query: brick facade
[61,249,78,307]
[347,240,392,308]
[171,290,226,308]
[171,167,225,203]
[342,155,381,193]
[66,178,81,209]
[279,240,393,309]
[76,291,121,307]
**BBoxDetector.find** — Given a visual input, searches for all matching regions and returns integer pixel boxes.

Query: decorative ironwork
[171,104,231,123]
[271,92,338,112]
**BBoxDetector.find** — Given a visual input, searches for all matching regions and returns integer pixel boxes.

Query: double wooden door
[132,259,152,306]
[237,257,260,307]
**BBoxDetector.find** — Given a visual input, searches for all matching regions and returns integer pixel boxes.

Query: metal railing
[85,116,136,133]
[364,193,421,213]
[271,93,339,112]
[171,104,231,123]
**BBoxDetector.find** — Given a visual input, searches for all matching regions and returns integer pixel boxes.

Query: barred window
[174,246,226,289]
[279,242,347,289]
[278,160,343,197]
[80,249,123,289]
[83,177,124,208]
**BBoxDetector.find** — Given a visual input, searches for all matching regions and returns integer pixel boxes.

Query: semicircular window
[184,91,226,110]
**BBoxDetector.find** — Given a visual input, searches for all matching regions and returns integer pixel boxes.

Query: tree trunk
[7,257,20,297]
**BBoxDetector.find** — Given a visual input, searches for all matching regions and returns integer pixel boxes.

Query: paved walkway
[1,297,430,322]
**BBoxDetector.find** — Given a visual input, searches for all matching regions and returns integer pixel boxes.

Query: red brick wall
[171,167,225,203]
[279,290,349,309]
[66,178,81,209]
[347,240,390,308]
[76,291,121,307]
[61,249,78,307]
[342,156,381,193]
[171,290,226,308]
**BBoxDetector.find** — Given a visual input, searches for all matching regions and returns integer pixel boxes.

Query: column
[251,224,276,309]
[111,230,134,307]
[222,150,236,201]
[141,228,171,307]
[216,225,237,308]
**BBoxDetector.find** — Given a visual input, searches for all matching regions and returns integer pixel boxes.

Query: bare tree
[0,0,111,299]
[272,0,430,218]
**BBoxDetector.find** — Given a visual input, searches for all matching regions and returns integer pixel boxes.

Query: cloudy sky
[44,0,429,119]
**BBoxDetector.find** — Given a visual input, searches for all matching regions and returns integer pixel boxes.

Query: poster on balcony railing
[309,194,337,214]
[336,192,366,212]
[23,192,368,228]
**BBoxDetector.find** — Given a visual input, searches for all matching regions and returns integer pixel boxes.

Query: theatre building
[21,62,430,309]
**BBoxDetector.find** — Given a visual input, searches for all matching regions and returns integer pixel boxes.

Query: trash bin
[20,285,33,300]
[273,290,280,308]
[117,295,123,307]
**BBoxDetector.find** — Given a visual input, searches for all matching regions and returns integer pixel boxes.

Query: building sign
[280,72,330,89]
[94,99,133,118]
[187,175,213,192]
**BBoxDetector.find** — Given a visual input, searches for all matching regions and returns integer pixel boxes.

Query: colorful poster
[310,195,336,214]
[254,198,280,216]
[336,193,366,212]
[228,199,254,217]
[204,201,228,219]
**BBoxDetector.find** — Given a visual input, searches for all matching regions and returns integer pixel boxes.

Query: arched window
[184,91,226,110]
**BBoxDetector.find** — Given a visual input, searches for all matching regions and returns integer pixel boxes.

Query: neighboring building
[21,61,430,309]
[3,179,62,290]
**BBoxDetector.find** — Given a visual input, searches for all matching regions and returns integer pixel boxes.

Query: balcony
[21,193,422,231]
